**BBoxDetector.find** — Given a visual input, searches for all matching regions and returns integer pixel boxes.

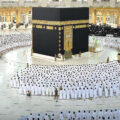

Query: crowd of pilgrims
[10,61,120,100]
[19,109,120,120]
[0,29,119,55]
[88,24,120,37]
[0,31,32,54]
[89,36,120,49]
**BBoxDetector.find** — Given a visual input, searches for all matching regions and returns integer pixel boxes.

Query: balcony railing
[93,1,110,7]
[48,1,65,7]
[115,1,120,7]
[0,0,118,7]
[24,1,39,7]
[72,1,89,7]
[1,1,19,7]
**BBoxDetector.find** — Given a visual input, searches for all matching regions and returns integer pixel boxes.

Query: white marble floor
[0,46,120,120]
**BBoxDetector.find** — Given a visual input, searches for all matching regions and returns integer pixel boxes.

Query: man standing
[107,57,109,63]
[54,88,58,102]
[60,112,64,120]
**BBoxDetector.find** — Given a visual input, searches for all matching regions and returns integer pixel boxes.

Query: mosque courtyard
[0,45,120,120]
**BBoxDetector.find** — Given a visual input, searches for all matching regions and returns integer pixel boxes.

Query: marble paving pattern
[0,46,120,120]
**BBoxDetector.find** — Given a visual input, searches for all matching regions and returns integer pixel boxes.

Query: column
[9,10,12,23]
[110,0,115,7]
[0,0,2,7]
[91,10,97,24]
[110,13,113,27]
[25,11,28,24]
[103,12,107,25]
[6,11,10,22]
[19,0,25,6]
[89,8,92,24]
[88,0,93,7]
[64,0,71,7]
[16,9,21,27]
[40,0,48,7]
[117,14,120,27]
[91,11,94,24]
[113,13,116,27]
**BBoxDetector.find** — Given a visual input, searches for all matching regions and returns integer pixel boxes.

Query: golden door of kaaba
[64,26,73,59]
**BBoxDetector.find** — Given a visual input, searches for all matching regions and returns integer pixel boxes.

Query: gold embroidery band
[75,24,87,29]
[46,26,54,30]
[32,20,89,26]
[36,25,42,29]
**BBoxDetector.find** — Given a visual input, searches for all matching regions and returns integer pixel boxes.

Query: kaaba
[32,7,89,59]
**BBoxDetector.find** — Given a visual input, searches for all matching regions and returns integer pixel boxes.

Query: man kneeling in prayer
[27,90,31,96]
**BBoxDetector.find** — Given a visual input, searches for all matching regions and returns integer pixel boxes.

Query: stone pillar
[91,10,97,25]
[103,12,107,25]
[40,0,48,7]
[110,13,113,27]
[110,0,115,7]
[25,11,28,24]
[0,0,2,7]
[16,10,21,27]
[8,11,11,23]
[6,16,10,22]
[19,0,25,6]
[88,0,93,7]
[91,11,94,24]
[64,0,72,7]
[6,11,10,22]
[117,15,120,27]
